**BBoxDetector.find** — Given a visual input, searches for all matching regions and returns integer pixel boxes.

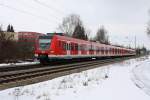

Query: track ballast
[0,56,136,90]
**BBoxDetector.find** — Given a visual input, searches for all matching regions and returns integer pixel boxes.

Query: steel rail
[0,57,130,84]
[0,56,137,90]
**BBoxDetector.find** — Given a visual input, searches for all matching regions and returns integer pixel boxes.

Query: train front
[34,35,52,64]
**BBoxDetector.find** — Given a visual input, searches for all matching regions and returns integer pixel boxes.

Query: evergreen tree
[7,24,14,32]
[10,25,14,32]
[85,34,88,40]
[72,24,87,40]
[7,24,11,32]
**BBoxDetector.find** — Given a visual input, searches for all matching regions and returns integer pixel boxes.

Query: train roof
[54,35,135,51]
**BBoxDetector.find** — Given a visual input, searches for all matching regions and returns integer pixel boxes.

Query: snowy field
[0,56,150,100]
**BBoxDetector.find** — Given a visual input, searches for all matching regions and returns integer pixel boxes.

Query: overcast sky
[0,0,150,48]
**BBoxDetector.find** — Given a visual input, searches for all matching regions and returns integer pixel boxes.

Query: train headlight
[34,54,38,57]
[50,51,54,53]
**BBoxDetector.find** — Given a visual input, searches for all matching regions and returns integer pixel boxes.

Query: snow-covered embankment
[0,56,150,100]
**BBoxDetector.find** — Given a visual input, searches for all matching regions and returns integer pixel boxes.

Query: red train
[34,33,136,64]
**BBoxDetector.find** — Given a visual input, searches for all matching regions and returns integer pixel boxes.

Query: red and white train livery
[34,33,136,63]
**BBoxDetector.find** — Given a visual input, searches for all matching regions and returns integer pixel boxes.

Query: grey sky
[0,0,150,48]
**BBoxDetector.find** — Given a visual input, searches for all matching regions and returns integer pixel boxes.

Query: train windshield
[39,39,51,50]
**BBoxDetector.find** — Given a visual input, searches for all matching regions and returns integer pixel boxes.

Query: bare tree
[95,25,109,44]
[147,22,150,36]
[147,10,150,36]
[58,14,82,36]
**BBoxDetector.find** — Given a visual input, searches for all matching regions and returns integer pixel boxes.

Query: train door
[93,45,96,56]
[81,44,84,55]
[112,48,115,56]
[74,43,78,55]
[71,42,75,55]
[89,44,92,55]
[101,47,104,56]
[63,41,67,55]
[110,48,112,56]
[66,42,71,56]
[78,44,81,55]
[87,45,90,55]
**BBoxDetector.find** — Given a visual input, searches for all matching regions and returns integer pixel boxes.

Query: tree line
[58,14,109,44]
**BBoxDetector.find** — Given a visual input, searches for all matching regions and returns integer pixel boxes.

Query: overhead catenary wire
[33,0,67,16]
[0,3,60,26]
[14,0,62,21]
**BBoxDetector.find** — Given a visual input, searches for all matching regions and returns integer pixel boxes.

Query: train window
[99,47,101,52]
[71,43,74,50]
[66,43,67,50]
[105,47,108,54]
[75,44,77,50]
[39,39,51,50]
[96,46,99,53]
[86,45,88,51]
[90,45,93,51]
[101,47,104,54]
[61,41,66,50]
[78,44,80,50]
[81,45,83,51]
[116,49,118,54]
[78,45,80,50]
[80,45,82,51]
[69,44,71,50]
[87,45,90,50]
[117,49,118,54]
[94,46,96,51]
[69,43,71,50]
[109,48,111,53]
[66,43,68,50]
[80,44,85,51]
[113,49,115,53]
[83,45,85,50]
[75,44,78,50]
[93,46,95,51]
[67,43,70,50]
[65,43,67,50]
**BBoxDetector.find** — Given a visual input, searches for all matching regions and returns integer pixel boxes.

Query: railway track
[0,56,136,90]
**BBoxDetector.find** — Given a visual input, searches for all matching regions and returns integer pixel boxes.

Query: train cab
[35,33,64,63]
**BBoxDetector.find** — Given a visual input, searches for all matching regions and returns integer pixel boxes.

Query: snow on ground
[0,56,150,100]
[132,56,150,96]
[0,61,40,67]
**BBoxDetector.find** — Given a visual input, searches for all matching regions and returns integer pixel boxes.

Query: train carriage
[34,33,136,64]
